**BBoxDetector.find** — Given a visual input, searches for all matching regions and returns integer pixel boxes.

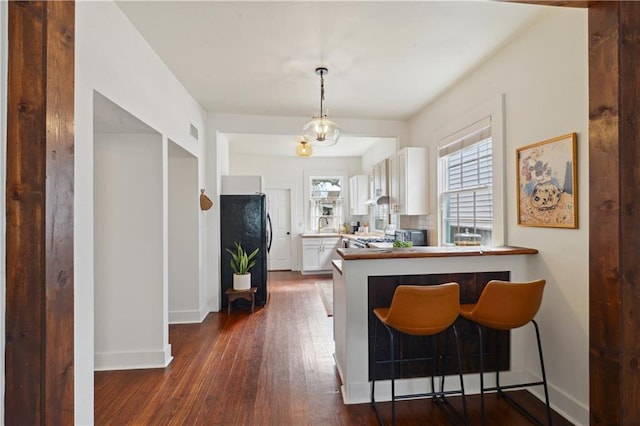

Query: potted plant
[225,241,259,290]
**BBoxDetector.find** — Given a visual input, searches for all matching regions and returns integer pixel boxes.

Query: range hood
[365,195,389,205]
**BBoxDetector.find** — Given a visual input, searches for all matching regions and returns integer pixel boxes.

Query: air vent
[189,122,199,141]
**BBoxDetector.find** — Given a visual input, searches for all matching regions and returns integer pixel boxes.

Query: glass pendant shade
[302,116,341,147]
[296,140,313,157]
[303,67,341,147]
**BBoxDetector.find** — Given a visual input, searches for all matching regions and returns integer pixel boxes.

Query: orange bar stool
[459,279,552,425]
[371,283,468,426]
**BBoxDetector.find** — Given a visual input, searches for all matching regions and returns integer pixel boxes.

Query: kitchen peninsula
[332,245,539,404]
[300,232,395,273]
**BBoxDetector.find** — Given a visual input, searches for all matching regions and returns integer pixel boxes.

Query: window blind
[439,121,493,245]
[438,116,491,158]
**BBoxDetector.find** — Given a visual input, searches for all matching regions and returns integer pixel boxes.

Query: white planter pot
[233,273,251,290]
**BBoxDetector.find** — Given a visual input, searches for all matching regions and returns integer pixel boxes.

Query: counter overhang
[337,245,538,260]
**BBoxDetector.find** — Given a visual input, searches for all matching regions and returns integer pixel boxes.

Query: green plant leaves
[225,242,260,274]
[392,240,413,248]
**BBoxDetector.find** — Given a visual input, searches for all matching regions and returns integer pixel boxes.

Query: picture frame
[516,132,578,228]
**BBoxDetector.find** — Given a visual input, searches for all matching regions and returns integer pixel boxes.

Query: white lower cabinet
[320,237,340,270]
[302,237,340,272]
[302,240,322,271]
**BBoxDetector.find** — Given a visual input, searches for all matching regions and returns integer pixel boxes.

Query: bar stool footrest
[393,389,465,401]
[496,390,548,426]
[483,380,546,393]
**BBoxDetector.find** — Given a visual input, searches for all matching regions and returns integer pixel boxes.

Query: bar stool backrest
[468,279,546,330]
[383,283,460,336]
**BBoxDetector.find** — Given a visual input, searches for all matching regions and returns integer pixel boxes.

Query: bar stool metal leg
[476,321,553,426]
[430,335,436,400]
[372,317,386,425]
[533,320,553,426]
[372,318,378,404]
[440,330,447,397]
[371,321,399,426]
[389,327,396,426]
[475,323,487,425]
[452,325,468,423]
[436,325,469,425]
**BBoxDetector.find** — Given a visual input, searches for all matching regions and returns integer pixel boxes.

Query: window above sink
[308,175,344,233]
[310,176,342,200]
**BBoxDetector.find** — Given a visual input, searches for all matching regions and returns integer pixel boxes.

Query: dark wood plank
[588,1,640,423]
[588,3,621,423]
[618,2,640,423]
[5,1,75,424]
[44,2,75,424]
[367,272,510,381]
[6,2,46,423]
[95,271,572,425]
[587,1,640,424]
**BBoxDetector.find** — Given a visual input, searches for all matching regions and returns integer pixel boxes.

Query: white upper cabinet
[349,175,369,215]
[392,147,428,215]
[388,153,398,209]
[371,159,389,198]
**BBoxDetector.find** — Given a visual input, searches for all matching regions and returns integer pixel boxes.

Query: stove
[350,236,395,248]
[361,237,394,243]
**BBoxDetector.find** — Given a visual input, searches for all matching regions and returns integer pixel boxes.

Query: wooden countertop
[300,232,343,238]
[300,232,385,239]
[331,259,343,274]
[337,245,538,260]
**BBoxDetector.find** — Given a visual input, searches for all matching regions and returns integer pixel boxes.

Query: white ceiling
[110,0,547,157]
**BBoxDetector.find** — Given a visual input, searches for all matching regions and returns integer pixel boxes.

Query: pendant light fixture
[296,140,312,157]
[303,67,341,147]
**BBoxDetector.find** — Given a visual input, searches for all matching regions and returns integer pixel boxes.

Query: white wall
[76,1,207,422]
[408,8,588,425]
[94,133,171,370]
[168,143,203,323]
[361,138,398,176]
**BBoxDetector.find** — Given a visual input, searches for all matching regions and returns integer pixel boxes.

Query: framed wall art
[516,132,578,228]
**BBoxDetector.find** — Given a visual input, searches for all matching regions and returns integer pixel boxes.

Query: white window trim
[436,94,506,246]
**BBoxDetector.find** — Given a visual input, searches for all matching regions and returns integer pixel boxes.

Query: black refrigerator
[220,194,272,307]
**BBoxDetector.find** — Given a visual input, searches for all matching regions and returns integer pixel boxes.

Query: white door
[265,189,292,270]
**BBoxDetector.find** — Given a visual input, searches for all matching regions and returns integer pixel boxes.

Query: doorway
[265,188,292,270]
[168,141,202,323]
[93,92,171,370]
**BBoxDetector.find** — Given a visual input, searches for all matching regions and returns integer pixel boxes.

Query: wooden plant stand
[225,287,258,314]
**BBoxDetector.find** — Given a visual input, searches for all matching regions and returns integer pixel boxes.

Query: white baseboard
[199,303,209,321]
[169,304,208,324]
[94,344,173,371]
[301,270,332,275]
[344,368,589,425]
[528,372,589,426]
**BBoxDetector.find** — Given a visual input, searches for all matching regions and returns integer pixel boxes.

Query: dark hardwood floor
[95,271,573,425]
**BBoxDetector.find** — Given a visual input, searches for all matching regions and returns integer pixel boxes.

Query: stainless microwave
[394,229,427,246]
